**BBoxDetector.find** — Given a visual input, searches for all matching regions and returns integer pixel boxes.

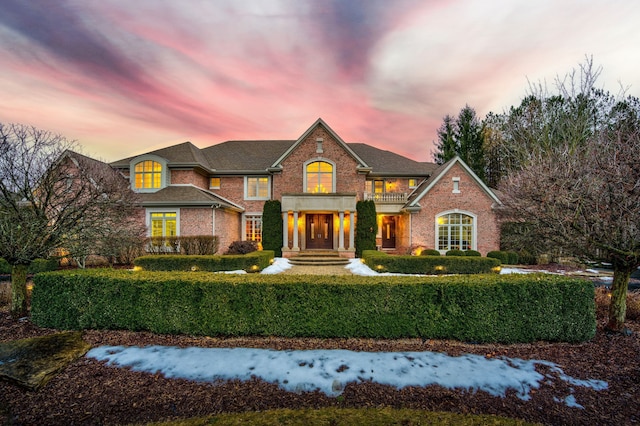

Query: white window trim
[130,155,169,193]
[434,209,477,253]
[303,158,336,193]
[452,177,461,194]
[243,212,263,242]
[244,176,271,200]
[146,208,180,237]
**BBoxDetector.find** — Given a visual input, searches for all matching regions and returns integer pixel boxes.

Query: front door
[381,216,396,248]
[306,214,333,249]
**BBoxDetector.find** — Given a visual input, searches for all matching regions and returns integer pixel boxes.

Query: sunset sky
[1,0,639,162]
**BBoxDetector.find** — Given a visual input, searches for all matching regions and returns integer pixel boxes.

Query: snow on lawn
[87,345,607,407]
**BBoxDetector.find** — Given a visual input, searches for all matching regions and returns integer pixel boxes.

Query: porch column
[338,211,345,250]
[292,211,299,251]
[282,212,289,250]
[349,212,355,251]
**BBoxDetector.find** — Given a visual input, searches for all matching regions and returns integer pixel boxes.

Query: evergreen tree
[432,106,486,181]
[261,200,283,257]
[433,114,457,165]
[355,200,377,257]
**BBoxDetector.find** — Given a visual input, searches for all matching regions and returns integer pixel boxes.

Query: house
[111,119,501,257]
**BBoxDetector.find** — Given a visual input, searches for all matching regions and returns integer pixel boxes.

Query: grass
[144,407,539,425]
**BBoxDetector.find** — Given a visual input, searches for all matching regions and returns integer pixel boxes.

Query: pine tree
[433,114,457,165]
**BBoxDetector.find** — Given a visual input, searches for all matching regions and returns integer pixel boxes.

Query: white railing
[364,192,407,203]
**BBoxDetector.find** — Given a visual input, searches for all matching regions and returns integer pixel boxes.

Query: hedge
[133,251,274,272]
[31,269,596,343]
[0,258,58,275]
[363,251,500,275]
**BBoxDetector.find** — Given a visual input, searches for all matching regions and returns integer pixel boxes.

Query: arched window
[437,212,474,251]
[306,161,333,193]
[134,160,162,189]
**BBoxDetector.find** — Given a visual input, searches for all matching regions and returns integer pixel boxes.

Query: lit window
[306,161,333,193]
[437,213,473,251]
[245,215,262,242]
[151,212,177,238]
[246,177,269,199]
[408,178,418,188]
[210,177,221,189]
[134,160,162,189]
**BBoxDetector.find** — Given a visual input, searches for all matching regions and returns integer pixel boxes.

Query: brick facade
[113,119,501,257]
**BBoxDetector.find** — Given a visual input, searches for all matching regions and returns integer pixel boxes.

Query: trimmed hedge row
[0,258,59,275]
[31,269,596,343]
[133,251,274,272]
[364,250,501,275]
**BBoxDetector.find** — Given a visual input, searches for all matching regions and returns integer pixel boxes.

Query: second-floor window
[135,160,162,189]
[246,176,269,199]
[306,161,333,193]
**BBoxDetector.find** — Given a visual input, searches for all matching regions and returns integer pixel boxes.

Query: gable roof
[270,118,369,170]
[405,156,501,208]
[110,142,210,169]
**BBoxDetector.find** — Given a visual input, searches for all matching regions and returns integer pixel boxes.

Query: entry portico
[281,193,356,258]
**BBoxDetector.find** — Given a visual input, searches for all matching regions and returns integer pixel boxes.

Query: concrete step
[288,253,350,266]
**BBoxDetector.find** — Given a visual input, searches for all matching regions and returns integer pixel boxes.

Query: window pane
[166,220,176,236]
[319,162,332,172]
[374,181,383,193]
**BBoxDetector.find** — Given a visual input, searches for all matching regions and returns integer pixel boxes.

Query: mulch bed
[1,303,639,425]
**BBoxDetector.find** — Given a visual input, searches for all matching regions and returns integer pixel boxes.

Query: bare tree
[0,123,142,317]
[498,103,640,332]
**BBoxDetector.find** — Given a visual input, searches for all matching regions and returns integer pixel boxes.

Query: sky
[1,0,639,163]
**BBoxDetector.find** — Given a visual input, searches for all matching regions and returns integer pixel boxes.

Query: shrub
[487,251,509,264]
[517,250,537,265]
[363,250,500,275]
[29,258,59,273]
[179,235,219,255]
[421,249,441,256]
[506,251,519,265]
[134,251,274,273]
[0,258,10,274]
[262,200,283,257]
[465,250,481,257]
[445,249,466,256]
[355,200,377,257]
[31,269,596,343]
[226,240,258,255]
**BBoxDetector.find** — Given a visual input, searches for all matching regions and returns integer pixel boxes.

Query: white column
[282,212,288,250]
[338,211,345,250]
[292,211,299,251]
[349,212,355,251]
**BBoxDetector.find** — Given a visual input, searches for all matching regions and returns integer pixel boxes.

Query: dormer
[129,154,169,192]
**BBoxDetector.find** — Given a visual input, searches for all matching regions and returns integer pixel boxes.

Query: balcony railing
[364,192,407,203]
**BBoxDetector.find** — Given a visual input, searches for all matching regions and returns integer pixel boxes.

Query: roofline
[270,118,369,169]
[407,156,501,207]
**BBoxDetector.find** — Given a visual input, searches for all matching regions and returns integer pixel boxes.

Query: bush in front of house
[133,251,274,272]
[0,258,10,274]
[355,200,377,257]
[420,249,441,256]
[465,250,481,257]
[261,200,283,257]
[445,249,466,256]
[226,240,258,255]
[487,250,509,264]
[506,251,519,265]
[31,269,596,343]
[28,258,59,273]
[363,250,500,275]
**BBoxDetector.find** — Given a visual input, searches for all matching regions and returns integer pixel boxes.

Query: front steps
[288,251,350,266]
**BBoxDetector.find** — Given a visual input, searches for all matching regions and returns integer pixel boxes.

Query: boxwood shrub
[445,249,466,257]
[487,250,509,264]
[421,249,440,256]
[31,269,596,343]
[363,250,500,275]
[133,251,274,272]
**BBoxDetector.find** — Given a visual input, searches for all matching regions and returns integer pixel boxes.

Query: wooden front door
[305,214,333,249]
[381,216,396,248]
